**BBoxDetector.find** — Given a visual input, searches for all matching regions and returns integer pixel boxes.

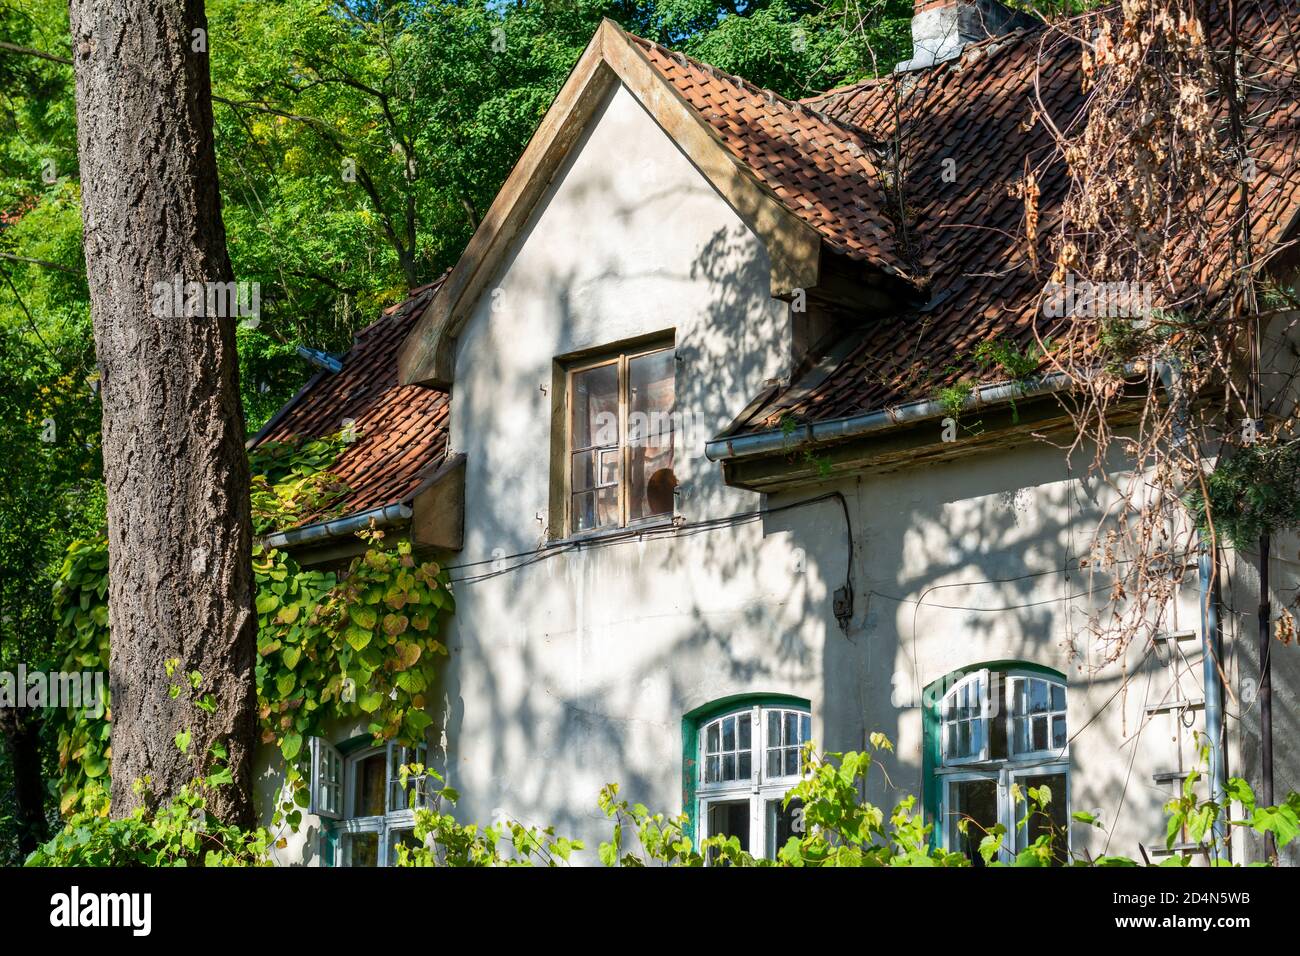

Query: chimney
[895,0,1034,72]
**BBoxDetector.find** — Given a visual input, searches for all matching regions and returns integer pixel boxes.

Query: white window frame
[314,740,429,867]
[939,669,991,766]
[935,668,1070,863]
[309,737,343,820]
[696,704,811,861]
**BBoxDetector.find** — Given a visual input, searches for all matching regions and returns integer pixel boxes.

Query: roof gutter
[259,502,413,551]
[705,372,1074,462]
[707,360,1166,463]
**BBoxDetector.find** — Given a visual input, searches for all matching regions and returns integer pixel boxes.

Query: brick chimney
[895,0,1034,72]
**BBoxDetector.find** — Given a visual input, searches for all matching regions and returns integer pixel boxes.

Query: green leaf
[280,733,303,762]
[205,766,234,788]
[345,625,373,652]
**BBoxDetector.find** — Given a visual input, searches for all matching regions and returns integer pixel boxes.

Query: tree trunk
[68,0,257,826]
[0,708,48,855]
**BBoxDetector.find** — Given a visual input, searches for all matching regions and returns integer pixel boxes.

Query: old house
[252,1,1300,865]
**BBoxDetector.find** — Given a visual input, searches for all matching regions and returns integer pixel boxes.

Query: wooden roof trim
[397,18,822,388]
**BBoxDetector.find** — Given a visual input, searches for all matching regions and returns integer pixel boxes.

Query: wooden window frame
[564,342,675,537]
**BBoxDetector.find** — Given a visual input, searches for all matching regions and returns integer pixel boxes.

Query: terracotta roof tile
[253,279,450,530]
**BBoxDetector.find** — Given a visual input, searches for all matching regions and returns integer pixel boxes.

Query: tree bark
[0,708,48,855]
[68,0,257,826]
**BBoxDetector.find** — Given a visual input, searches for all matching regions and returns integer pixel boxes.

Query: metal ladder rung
[1149,841,1210,855]
[1152,769,1197,785]
[1145,697,1205,715]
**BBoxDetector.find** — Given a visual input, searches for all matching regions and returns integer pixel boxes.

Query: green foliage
[46,437,454,818]
[24,784,273,867]
[248,431,353,535]
[973,338,1043,382]
[392,762,583,867]
[936,380,974,418]
[1184,441,1300,548]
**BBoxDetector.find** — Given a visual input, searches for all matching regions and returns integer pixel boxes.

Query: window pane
[571,450,595,491]
[738,714,752,751]
[1011,678,1027,716]
[783,747,798,777]
[767,797,804,858]
[706,722,720,754]
[1029,679,1049,714]
[706,756,720,783]
[344,831,379,867]
[990,707,1008,759]
[1016,772,1069,863]
[1013,717,1029,754]
[722,716,735,751]
[355,752,386,818]
[767,711,780,746]
[627,350,675,521]
[948,778,999,867]
[783,712,798,748]
[1033,715,1048,750]
[738,751,751,780]
[799,714,811,744]
[767,748,781,777]
[1051,682,1065,711]
[387,828,421,866]
[722,754,736,780]
[572,486,618,532]
[570,362,618,450]
[706,800,750,864]
[1052,715,1067,749]
[598,447,620,487]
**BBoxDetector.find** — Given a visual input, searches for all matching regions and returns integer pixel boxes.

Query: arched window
[932,667,1069,865]
[692,701,811,860]
[310,738,429,867]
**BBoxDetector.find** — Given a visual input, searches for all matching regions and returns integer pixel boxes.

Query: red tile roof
[631,35,918,283]
[736,7,1300,430]
[253,279,451,530]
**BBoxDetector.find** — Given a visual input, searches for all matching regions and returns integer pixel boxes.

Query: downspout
[1198,540,1229,849]
[1165,355,1230,850]
[259,502,413,551]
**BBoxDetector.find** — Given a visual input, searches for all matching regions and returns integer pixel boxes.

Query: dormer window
[566,343,676,535]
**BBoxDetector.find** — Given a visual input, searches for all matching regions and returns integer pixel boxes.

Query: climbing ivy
[248,432,353,536]
[47,436,454,818]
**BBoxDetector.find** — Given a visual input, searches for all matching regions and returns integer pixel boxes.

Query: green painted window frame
[680,693,811,847]
[921,660,1066,853]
